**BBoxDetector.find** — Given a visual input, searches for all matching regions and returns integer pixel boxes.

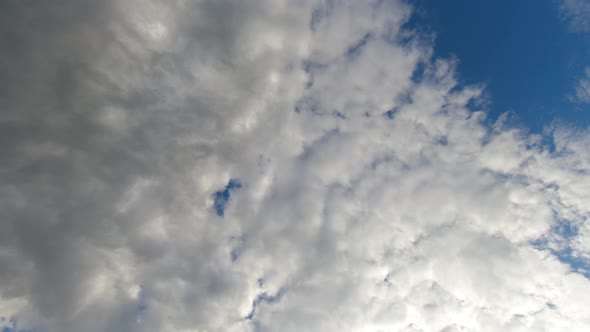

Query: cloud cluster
[1,1,590,331]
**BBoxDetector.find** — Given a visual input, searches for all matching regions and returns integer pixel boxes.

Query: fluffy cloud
[1,1,590,331]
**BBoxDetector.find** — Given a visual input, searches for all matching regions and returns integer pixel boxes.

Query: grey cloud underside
[1,1,590,332]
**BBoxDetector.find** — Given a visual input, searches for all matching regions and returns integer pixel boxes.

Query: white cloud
[1,1,590,331]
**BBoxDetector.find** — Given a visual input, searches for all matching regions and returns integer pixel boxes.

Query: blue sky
[410,0,590,132]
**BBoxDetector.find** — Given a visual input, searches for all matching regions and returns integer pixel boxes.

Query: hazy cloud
[560,0,590,32]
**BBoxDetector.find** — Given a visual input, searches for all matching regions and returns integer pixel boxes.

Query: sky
[412,0,590,131]
[1,1,590,332]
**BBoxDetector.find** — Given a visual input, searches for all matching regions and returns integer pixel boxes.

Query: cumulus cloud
[560,0,590,32]
[1,1,590,331]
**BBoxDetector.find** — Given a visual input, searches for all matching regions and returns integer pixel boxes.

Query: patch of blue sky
[1,325,37,332]
[213,179,242,217]
[0,318,29,332]
[406,0,590,133]
[532,214,590,278]
[555,248,590,278]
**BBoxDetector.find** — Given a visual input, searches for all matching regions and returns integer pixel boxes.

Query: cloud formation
[1,1,590,331]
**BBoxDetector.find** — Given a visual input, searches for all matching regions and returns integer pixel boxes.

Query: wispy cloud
[560,0,590,32]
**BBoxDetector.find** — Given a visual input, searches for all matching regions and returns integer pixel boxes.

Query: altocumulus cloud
[1,1,590,331]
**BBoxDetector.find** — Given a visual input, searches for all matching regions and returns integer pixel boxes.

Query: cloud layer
[1,1,590,331]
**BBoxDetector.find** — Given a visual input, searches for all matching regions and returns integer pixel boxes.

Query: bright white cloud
[1,1,590,332]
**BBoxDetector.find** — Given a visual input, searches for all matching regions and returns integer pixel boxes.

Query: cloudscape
[1,1,590,331]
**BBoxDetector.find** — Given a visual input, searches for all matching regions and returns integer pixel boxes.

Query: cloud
[1,1,590,331]
[560,0,590,32]
[569,67,590,105]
